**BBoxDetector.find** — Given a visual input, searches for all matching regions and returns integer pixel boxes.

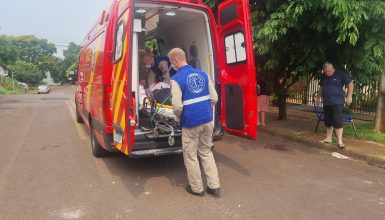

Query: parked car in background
[37,85,50,94]
[17,82,29,90]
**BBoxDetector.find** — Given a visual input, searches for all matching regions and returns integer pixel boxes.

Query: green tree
[54,42,80,83]
[41,55,62,82]
[63,42,80,61]
[205,1,385,119]
[255,0,385,119]
[8,60,44,86]
[11,35,57,73]
[0,35,17,69]
[203,0,221,11]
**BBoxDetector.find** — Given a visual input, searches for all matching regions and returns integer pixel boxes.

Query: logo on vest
[187,73,205,94]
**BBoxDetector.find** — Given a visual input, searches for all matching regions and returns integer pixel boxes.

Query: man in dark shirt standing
[316,62,354,148]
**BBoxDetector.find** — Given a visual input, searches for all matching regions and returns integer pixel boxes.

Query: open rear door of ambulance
[217,0,257,139]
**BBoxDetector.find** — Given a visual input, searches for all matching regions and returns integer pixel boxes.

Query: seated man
[140,51,177,87]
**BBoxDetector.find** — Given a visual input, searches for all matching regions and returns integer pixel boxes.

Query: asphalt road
[0,86,384,220]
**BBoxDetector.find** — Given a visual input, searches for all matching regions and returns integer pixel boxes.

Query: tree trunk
[375,74,385,133]
[302,73,312,105]
[275,81,288,120]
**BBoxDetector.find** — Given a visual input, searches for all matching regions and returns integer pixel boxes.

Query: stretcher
[141,96,181,146]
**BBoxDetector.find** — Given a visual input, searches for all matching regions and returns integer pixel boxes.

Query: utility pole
[375,74,385,133]
[12,71,15,91]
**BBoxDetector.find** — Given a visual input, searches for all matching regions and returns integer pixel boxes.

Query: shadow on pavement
[99,153,186,197]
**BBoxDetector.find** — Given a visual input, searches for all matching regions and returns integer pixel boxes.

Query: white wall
[159,14,214,80]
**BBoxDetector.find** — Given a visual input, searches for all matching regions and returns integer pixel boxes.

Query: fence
[287,75,380,115]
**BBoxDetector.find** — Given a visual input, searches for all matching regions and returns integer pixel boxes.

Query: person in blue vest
[140,51,177,87]
[316,62,354,149]
[168,48,220,197]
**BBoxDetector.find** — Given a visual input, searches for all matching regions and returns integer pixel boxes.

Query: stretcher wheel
[153,129,159,138]
[168,136,175,146]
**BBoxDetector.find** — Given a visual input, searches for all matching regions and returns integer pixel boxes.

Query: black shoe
[186,185,204,197]
[206,187,220,198]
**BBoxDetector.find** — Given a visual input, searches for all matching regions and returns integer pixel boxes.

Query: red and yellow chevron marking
[115,96,126,152]
[112,10,130,155]
[112,11,129,112]
[114,72,127,152]
[86,28,103,110]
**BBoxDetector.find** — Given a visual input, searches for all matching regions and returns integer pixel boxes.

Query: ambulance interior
[131,3,216,143]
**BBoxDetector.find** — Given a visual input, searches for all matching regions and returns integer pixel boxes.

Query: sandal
[337,144,346,149]
[319,140,332,144]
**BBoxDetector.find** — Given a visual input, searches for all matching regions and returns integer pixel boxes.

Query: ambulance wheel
[153,129,159,138]
[168,136,175,146]
[76,105,84,123]
[91,129,108,157]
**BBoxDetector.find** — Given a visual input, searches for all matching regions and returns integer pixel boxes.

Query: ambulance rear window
[220,3,238,26]
[114,22,125,62]
[225,32,246,64]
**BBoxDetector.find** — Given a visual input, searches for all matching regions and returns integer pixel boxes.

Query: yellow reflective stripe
[121,110,128,155]
[112,11,129,113]
[116,142,122,151]
[112,36,127,116]
[113,72,126,123]
[206,55,211,76]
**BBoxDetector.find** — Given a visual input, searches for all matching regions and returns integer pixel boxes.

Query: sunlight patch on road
[50,207,86,219]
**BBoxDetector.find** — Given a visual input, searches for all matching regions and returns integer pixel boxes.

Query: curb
[261,128,385,169]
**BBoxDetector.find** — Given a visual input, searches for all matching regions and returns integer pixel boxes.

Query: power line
[55,44,70,48]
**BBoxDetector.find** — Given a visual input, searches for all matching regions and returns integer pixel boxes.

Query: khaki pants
[182,122,220,193]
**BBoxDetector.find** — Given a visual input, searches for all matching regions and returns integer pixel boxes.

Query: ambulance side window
[114,21,125,62]
[225,32,246,64]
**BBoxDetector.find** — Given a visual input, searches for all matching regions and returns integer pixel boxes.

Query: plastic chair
[312,92,357,136]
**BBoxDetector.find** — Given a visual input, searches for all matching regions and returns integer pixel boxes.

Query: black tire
[91,129,108,157]
[76,105,84,123]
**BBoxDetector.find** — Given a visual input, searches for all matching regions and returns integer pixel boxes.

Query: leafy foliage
[255,0,385,81]
[41,55,62,81]
[205,0,385,119]
[143,39,160,56]
[11,35,57,73]
[343,122,385,145]
[53,42,80,83]
[7,60,44,86]
[0,76,27,95]
[0,76,26,95]
[0,35,17,69]
[203,0,221,11]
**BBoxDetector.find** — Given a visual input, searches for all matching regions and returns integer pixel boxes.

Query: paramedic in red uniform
[168,48,220,197]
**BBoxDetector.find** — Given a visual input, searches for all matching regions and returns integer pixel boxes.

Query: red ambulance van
[75,0,257,158]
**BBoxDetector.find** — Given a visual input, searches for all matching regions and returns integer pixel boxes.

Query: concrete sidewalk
[260,105,385,168]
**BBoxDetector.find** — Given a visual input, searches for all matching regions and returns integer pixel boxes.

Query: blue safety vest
[152,56,177,80]
[172,65,213,128]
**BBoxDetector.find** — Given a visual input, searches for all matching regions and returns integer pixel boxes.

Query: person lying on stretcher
[139,81,172,110]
